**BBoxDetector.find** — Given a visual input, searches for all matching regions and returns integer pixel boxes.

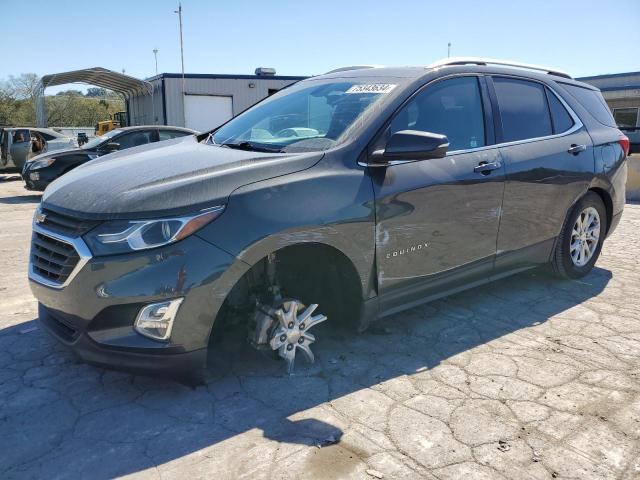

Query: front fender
[196,160,377,298]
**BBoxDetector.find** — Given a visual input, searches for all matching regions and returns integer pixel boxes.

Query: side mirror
[104,142,120,152]
[371,130,449,163]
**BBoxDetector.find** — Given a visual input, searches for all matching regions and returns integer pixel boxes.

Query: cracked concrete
[1,176,639,479]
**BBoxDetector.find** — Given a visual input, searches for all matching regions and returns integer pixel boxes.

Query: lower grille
[31,232,80,285]
[41,308,80,342]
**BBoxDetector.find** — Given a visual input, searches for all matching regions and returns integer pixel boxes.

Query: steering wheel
[275,128,298,138]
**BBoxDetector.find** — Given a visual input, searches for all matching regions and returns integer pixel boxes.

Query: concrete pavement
[1,175,639,479]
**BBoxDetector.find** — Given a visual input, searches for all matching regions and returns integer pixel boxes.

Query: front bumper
[39,303,207,381]
[30,232,247,382]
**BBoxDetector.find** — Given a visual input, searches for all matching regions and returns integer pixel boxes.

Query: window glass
[493,78,552,142]
[613,108,639,128]
[158,129,191,141]
[562,83,616,127]
[546,88,574,134]
[390,76,485,151]
[114,131,154,150]
[39,132,56,141]
[12,129,31,143]
[213,79,402,152]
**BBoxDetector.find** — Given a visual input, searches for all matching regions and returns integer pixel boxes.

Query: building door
[184,95,233,132]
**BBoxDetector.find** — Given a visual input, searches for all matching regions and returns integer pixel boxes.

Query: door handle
[568,144,586,155]
[474,161,501,175]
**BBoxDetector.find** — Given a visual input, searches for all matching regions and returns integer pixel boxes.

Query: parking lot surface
[1,175,639,480]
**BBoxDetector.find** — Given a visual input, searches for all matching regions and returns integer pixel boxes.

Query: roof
[146,73,308,82]
[39,67,153,97]
[577,71,640,81]
[111,125,197,133]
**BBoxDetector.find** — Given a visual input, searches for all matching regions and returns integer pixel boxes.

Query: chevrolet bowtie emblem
[34,211,46,224]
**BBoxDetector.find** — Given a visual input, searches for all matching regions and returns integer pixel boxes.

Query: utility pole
[447,42,451,58]
[175,3,186,126]
[153,48,159,75]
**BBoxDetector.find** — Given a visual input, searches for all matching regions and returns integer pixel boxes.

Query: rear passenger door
[489,76,594,270]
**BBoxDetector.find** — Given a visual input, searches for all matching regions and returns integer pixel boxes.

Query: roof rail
[324,65,381,74]
[427,57,572,79]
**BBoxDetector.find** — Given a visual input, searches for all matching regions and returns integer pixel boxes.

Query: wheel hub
[268,300,327,374]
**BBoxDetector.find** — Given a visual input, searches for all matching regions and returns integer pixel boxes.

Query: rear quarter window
[546,88,574,134]
[561,84,616,128]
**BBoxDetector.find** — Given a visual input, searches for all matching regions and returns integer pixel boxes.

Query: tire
[551,191,607,279]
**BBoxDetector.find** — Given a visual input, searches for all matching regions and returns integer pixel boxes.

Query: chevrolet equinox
[29,58,629,382]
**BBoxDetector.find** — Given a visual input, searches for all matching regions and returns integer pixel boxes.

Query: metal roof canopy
[36,67,154,127]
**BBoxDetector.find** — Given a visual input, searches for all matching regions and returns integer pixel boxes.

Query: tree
[55,89,83,97]
[0,73,124,127]
[86,87,108,97]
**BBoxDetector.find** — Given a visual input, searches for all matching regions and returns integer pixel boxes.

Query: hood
[28,147,91,163]
[42,136,323,219]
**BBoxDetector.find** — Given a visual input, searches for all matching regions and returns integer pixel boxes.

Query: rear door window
[561,84,616,127]
[492,77,552,142]
[389,76,486,151]
[546,88,574,134]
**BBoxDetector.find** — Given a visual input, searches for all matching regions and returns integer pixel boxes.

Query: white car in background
[0,127,77,171]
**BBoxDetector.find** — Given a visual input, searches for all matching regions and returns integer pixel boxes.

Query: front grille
[31,232,80,285]
[38,207,100,237]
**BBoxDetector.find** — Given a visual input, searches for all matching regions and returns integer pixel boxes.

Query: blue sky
[2,0,639,92]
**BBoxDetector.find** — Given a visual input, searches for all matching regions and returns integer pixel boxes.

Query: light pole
[153,48,159,76]
[447,42,451,58]
[174,3,186,126]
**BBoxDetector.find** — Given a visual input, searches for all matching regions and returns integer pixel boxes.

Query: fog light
[134,298,184,341]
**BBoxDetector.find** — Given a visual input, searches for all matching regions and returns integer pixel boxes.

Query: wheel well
[214,243,364,339]
[588,187,613,234]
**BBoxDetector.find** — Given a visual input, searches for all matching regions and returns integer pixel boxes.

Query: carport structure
[35,67,154,127]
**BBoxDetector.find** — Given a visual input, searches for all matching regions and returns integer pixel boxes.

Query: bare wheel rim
[268,300,327,374]
[570,206,600,267]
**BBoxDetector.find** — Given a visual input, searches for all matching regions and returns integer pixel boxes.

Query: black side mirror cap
[104,142,120,152]
[371,130,449,163]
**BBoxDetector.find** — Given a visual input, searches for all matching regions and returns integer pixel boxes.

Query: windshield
[82,129,123,150]
[211,80,400,152]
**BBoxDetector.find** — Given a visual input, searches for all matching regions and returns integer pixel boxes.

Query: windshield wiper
[219,141,283,153]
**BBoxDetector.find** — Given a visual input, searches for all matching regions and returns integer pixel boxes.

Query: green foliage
[0,73,125,127]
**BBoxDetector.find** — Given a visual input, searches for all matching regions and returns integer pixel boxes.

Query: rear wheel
[551,192,607,279]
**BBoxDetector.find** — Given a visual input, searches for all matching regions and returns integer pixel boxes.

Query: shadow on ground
[0,174,22,183]
[0,194,41,205]
[0,267,611,478]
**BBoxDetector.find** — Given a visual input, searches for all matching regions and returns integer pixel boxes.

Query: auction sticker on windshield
[345,84,396,94]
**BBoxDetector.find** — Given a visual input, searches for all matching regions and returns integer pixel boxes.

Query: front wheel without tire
[551,192,607,279]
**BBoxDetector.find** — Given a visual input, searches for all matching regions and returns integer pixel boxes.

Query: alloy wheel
[570,206,601,267]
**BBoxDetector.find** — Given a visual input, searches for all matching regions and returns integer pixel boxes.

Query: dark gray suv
[29,58,629,382]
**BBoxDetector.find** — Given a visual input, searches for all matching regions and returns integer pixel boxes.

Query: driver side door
[372,75,505,316]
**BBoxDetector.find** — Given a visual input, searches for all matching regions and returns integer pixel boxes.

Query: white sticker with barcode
[345,84,396,94]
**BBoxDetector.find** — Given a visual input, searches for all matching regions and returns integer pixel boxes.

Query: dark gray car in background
[28,58,628,382]
[21,125,196,191]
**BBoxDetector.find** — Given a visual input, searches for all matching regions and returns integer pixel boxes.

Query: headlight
[30,158,56,170]
[83,206,224,256]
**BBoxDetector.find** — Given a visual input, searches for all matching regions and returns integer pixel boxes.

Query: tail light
[619,135,630,157]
